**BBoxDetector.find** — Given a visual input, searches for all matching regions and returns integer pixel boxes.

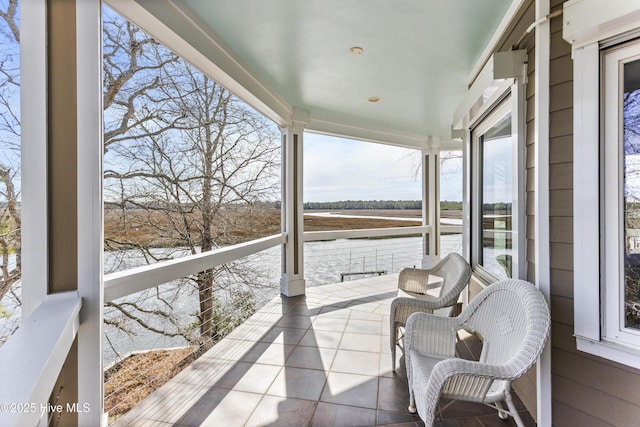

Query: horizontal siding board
[550,108,573,138]
[551,294,574,325]
[526,118,535,144]
[552,400,614,427]
[550,216,572,243]
[550,30,571,60]
[526,262,535,282]
[550,242,573,270]
[527,191,535,216]
[525,151,536,183]
[553,375,640,427]
[550,81,573,112]
[527,238,535,263]
[527,215,535,239]
[550,135,572,164]
[552,322,578,354]
[527,69,535,101]
[526,171,535,192]
[526,96,535,122]
[550,268,574,298]
[553,349,640,403]
[550,55,573,86]
[550,189,573,216]
[550,163,573,190]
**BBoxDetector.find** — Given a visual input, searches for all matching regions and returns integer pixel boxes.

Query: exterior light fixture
[349,46,364,55]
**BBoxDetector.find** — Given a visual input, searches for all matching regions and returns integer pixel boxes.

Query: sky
[303,133,463,203]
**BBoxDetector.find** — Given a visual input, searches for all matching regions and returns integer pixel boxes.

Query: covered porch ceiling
[108,0,517,149]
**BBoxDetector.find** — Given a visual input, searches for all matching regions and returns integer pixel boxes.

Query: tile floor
[115,274,535,426]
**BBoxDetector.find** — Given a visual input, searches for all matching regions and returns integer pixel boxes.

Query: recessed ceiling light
[349,46,364,55]
[368,96,381,103]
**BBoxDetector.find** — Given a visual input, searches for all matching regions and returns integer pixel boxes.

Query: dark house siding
[549,0,640,425]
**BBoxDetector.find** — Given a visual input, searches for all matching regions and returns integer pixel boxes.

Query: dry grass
[104,346,199,423]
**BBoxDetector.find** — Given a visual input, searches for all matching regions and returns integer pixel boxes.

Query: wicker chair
[404,279,551,427]
[390,253,471,371]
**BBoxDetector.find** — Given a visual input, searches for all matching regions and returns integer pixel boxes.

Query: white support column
[21,1,104,424]
[20,0,49,318]
[534,0,552,424]
[280,109,307,296]
[76,1,105,424]
[422,139,441,268]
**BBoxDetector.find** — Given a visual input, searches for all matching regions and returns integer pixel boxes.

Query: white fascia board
[105,0,292,127]
[563,0,640,48]
[305,114,462,151]
[305,115,428,150]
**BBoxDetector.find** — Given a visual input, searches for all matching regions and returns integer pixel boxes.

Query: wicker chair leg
[504,393,525,427]
[390,325,397,371]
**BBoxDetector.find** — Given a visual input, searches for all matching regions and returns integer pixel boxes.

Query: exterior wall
[549,0,640,425]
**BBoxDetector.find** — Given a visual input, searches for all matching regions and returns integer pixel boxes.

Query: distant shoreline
[104,208,462,249]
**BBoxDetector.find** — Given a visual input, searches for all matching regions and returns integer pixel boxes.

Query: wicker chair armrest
[391,296,455,325]
[392,295,451,313]
[405,312,459,358]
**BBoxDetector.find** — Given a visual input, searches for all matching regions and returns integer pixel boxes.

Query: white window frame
[469,83,526,284]
[454,49,526,284]
[567,0,640,368]
[603,43,640,349]
[471,94,526,283]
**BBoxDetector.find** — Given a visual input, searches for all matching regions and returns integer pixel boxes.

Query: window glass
[0,0,21,347]
[623,58,640,330]
[480,113,513,280]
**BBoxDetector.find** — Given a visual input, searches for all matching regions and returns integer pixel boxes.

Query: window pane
[481,114,512,280]
[0,0,21,347]
[623,58,640,330]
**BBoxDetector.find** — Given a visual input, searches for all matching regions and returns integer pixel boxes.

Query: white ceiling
[113,0,515,148]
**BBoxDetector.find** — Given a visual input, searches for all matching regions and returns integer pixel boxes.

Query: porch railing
[0,292,81,426]
[104,233,287,302]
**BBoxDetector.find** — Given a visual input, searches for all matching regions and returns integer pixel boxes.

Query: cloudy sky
[303,133,462,203]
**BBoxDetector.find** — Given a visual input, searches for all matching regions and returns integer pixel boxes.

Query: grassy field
[104,208,460,247]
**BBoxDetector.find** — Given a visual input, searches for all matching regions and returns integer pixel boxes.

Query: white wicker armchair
[390,253,471,371]
[404,279,550,427]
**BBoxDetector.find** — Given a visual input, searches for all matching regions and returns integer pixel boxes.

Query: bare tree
[103,7,191,150]
[103,24,280,349]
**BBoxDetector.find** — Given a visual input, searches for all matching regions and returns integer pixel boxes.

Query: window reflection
[480,114,513,280]
[623,58,640,330]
